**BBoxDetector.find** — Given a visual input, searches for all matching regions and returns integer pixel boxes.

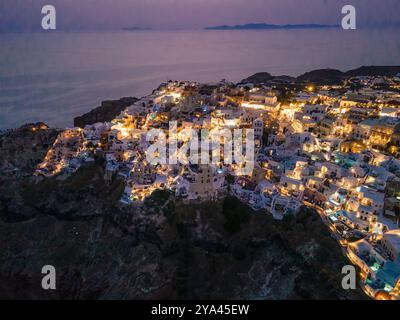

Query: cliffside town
[1,68,400,299]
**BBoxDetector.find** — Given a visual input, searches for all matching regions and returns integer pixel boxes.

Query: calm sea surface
[1,29,400,129]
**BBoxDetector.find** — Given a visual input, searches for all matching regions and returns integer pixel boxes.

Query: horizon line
[1,22,400,33]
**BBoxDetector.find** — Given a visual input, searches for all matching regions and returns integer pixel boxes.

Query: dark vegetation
[222,196,250,234]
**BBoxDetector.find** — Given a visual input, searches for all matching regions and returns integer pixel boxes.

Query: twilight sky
[1,0,399,31]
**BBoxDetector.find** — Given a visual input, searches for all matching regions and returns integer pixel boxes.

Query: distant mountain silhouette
[122,27,152,31]
[205,23,340,30]
[241,66,400,85]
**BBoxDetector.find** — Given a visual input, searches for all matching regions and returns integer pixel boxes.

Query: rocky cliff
[73,97,138,128]
[0,123,59,178]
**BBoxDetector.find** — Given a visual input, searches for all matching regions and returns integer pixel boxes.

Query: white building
[382,230,400,262]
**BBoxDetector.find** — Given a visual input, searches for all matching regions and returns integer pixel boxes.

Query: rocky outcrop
[241,72,273,84]
[344,66,400,77]
[242,65,400,85]
[297,68,344,84]
[73,97,138,128]
[0,123,59,177]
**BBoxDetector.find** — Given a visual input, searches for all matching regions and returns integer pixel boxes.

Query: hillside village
[28,72,400,300]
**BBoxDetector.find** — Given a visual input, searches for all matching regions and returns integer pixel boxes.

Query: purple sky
[1,0,400,31]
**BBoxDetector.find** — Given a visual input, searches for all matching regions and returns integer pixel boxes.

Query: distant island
[205,23,340,30]
[122,27,152,31]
